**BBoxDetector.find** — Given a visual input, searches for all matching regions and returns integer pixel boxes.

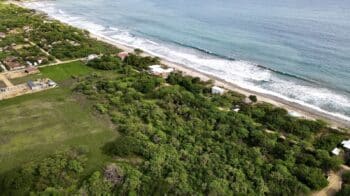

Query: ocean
[24,0,350,121]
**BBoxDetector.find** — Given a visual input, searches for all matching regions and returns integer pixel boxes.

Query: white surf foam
[23,1,350,122]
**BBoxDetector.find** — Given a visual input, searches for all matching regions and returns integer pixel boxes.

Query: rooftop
[331,147,341,155]
[149,65,174,75]
[25,66,39,73]
[87,54,99,61]
[117,51,129,60]
[3,57,25,70]
[211,86,225,95]
[341,139,350,149]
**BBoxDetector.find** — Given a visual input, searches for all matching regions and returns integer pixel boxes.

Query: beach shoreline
[85,32,350,129]
[11,0,350,129]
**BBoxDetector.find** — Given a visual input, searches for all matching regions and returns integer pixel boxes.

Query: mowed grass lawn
[0,61,118,174]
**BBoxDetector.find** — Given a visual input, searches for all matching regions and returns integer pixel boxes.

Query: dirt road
[313,165,350,196]
[0,74,14,87]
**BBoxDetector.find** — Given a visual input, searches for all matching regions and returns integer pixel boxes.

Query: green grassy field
[0,61,118,174]
[10,61,95,85]
[40,61,95,81]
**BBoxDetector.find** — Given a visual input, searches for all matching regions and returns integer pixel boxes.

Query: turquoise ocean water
[25,0,350,121]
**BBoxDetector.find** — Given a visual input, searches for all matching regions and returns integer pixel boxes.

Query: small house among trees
[332,147,341,156]
[149,65,174,77]
[342,140,350,150]
[117,51,129,60]
[211,86,225,95]
[87,54,99,61]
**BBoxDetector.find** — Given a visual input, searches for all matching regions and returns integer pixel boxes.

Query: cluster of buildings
[0,26,48,71]
[332,139,350,156]
[0,78,57,100]
[0,27,59,100]
[26,57,46,67]
[1,54,46,73]
[1,56,40,74]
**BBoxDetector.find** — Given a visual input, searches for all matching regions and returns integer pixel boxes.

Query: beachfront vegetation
[1,1,350,195]
[124,53,160,70]
[70,58,345,195]
[249,95,258,102]
[87,55,122,70]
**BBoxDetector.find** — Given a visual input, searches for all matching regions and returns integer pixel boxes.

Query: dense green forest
[2,52,348,195]
[1,2,350,195]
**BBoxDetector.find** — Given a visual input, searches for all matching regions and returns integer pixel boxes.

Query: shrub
[87,55,122,70]
[103,136,141,156]
[249,95,258,102]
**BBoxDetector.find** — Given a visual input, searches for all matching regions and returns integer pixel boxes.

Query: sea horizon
[23,0,350,122]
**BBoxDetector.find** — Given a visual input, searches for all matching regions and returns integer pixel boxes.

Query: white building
[149,65,174,77]
[87,54,99,61]
[244,97,252,104]
[27,80,41,90]
[331,148,341,156]
[233,105,240,112]
[26,61,33,66]
[48,80,57,87]
[341,140,350,150]
[27,79,57,91]
[288,111,303,118]
[233,108,240,113]
[211,86,225,95]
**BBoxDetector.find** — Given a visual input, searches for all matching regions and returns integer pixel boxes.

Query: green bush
[342,171,350,184]
[103,136,141,156]
[87,55,122,70]
[249,95,258,102]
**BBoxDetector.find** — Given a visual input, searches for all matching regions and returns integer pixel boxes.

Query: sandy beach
[11,1,350,129]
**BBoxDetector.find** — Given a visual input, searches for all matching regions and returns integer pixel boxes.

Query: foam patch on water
[23,1,350,122]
